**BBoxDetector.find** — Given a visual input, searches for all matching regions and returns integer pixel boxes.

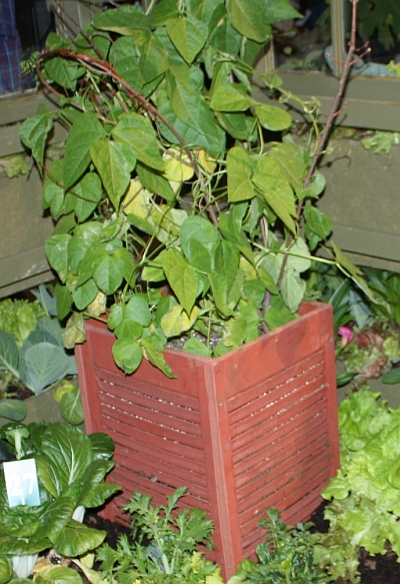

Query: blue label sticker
[3,459,41,507]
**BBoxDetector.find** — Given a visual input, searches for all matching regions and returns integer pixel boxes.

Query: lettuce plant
[0,421,121,583]
[314,388,400,582]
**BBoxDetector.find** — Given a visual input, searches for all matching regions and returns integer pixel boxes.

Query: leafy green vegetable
[0,422,121,583]
[97,487,223,584]
[236,508,330,584]
[317,387,400,581]
[0,286,83,425]
[0,298,46,348]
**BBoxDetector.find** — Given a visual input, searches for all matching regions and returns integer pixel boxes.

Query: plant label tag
[3,459,40,507]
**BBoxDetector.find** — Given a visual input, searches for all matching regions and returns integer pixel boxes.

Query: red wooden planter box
[76,301,339,579]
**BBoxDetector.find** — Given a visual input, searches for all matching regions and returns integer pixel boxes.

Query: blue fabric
[0,0,22,94]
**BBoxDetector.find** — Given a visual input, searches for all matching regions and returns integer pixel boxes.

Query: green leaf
[93,255,125,296]
[0,554,12,584]
[162,249,200,314]
[285,237,312,273]
[22,343,76,394]
[112,338,143,374]
[31,497,75,543]
[111,36,146,95]
[280,267,306,313]
[252,156,297,233]
[45,234,71,283]
[58,385,84,426]
[183,337,211,357]
[210,84,250,112]
[216,111,256,141]
[0,399,27,422]
[19,111,54,166]
[226,0,271,42]
[179,216,220,262]
[136,162,176,203]
[215,240,241,290]
[114,319,143,340]
[210,15,242,54]
[159,99,225,158]
[166,16,209,64]
[90,140,137,211]
[88,432,115,461]
[243,279,266,308]
[149,0,179,26]
[77,459,119,507]
[382,369,400,385]
[219,213,254,265]
[141,335,173,378]
[138,33,169,85]
[264,0,301,23]
[125,295,152,327]
[34,566,82,584]
[209,269,243,317]
[166,72,204,130]
[62,313,86,349]
[44,57,84,90]
[38,424,93,496]
[63,114,106,191]
[92,4,149,35]
[337,372,357,387]
[331,241,376,304]
[71,173,102,222]
[258,267,279,295]
[0,331,19,379]
[227,146,254,202]
[73,279,98,310]
[264,295,297,330]
[160,305,199,337]
[112,113,164,171]
[254,104,292,131]
[51,521,106,557]
[304,204,332,239]
[267,142,306,192]
[187,0,225,23]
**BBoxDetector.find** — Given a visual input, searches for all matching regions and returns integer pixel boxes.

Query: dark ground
[84,503,400,583]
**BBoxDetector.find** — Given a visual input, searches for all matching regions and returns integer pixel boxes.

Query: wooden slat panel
[77,302,339,581]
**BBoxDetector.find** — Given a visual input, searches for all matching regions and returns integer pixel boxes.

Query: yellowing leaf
[122,179,151,217]
[151,207,188,242]
[161,305,199,337]
[197,149,217,174]
[163,148,194,192]
[239,257,257,280]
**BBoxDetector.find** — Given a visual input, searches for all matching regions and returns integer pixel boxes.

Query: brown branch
[276,0,360,292]
[37,47,221,227]
[51,1,106,61]
[38,49,201,173]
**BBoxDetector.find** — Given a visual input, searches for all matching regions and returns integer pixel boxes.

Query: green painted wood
[253,71,400,132]
[318,139,400,271]
[0,91,56,297]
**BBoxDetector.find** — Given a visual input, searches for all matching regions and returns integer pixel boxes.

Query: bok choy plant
[0,421,121,583]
